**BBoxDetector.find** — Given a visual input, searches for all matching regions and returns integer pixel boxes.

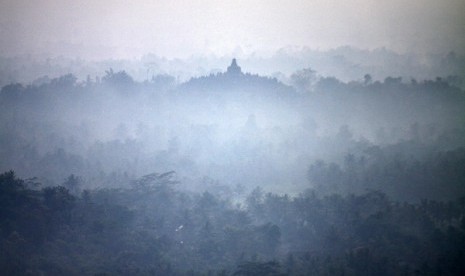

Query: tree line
[1,171,465,275]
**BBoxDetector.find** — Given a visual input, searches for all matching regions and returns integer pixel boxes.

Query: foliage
[1,171,465,275]
[1,66,465,275]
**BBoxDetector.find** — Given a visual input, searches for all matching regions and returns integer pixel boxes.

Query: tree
[42,186,75,226]
[102,68,134,89]
[50,74,77,88]
[290,68,317,93]
[0,83,24,101]
[63,174,81,195]
[363,74,372,85]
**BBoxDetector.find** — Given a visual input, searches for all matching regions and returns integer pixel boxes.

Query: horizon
[1,0,464,60]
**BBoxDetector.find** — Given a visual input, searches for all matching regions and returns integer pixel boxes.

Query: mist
[1,0,465,58]
[2,1,465,275]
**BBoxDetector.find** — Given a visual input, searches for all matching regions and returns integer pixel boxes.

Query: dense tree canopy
[1,171,465,275]
[1,64,465,275]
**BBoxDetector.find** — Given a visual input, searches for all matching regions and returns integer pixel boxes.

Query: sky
[0,0,464,59]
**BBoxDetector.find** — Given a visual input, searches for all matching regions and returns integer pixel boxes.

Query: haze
[1,0,464,59]
[2,1,465,275]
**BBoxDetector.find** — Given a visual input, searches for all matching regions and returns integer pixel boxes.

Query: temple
[180,57,296,100]
[226,58,242,75]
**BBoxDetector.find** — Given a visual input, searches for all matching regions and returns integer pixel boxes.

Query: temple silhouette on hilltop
[226,58,242,75]
[179,58,296,99]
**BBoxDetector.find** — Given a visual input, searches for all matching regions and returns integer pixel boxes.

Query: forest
[1,57,465,275]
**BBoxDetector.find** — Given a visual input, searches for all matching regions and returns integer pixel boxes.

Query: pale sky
[1,0,464,59]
